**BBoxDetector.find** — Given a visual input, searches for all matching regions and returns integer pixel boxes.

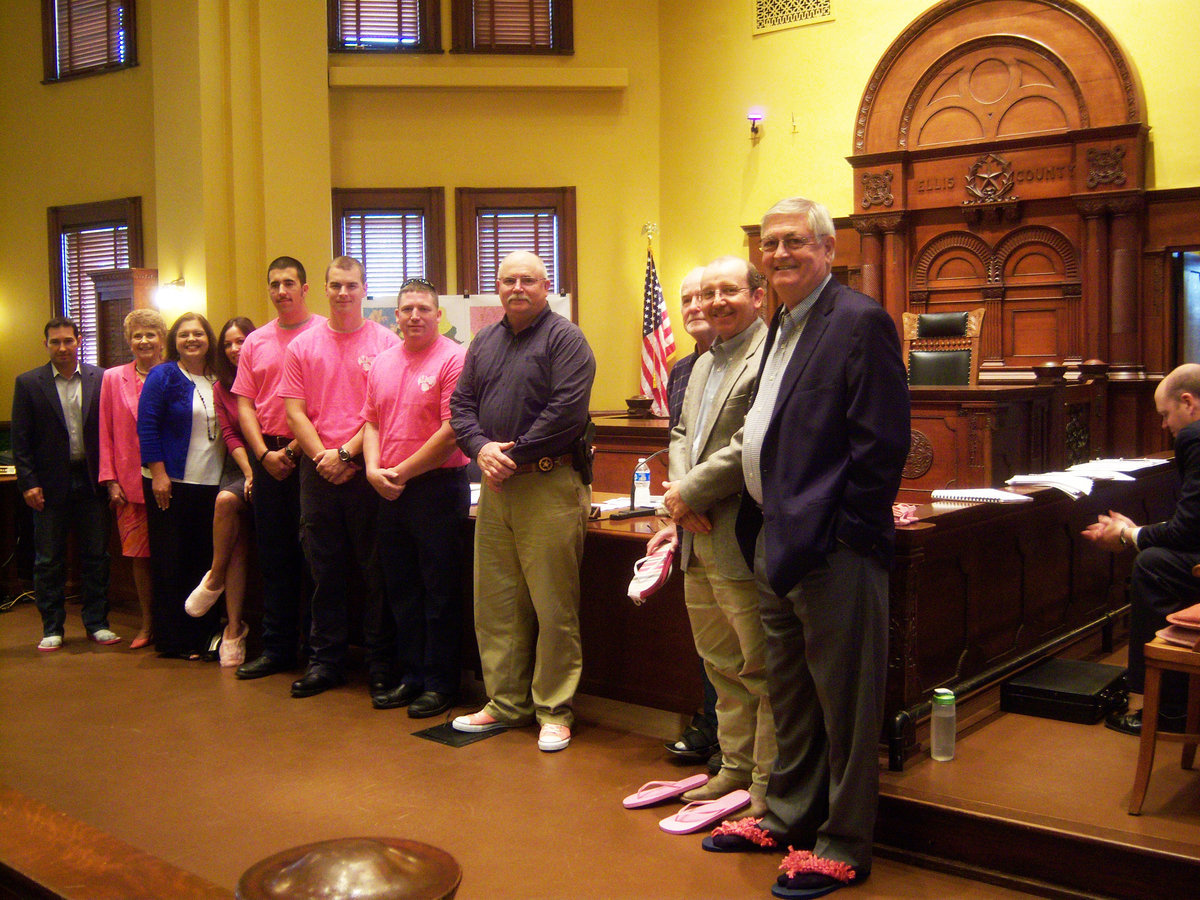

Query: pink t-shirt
[363,335,469,470]
[231,314,326,437]
[279,319,400,448]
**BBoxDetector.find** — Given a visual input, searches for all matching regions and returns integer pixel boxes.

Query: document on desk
[1067,458,1169,479]
[1004,472,1094,498]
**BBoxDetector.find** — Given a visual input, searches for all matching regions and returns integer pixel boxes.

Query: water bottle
[930,688,956,761]
[633,457,652,508]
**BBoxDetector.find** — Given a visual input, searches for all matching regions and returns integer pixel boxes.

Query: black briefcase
[1000,658,1128,724]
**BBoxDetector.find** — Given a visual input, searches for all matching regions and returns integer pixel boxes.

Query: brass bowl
[625,395,654,417]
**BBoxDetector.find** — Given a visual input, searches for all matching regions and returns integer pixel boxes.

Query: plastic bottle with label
[930,687,956,761]
[633,457,652,508]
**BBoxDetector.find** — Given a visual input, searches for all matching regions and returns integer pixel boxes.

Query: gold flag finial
[642,222,658,252]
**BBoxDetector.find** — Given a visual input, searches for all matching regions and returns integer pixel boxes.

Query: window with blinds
[48,198,143,367]
[328,0,440,51]
[60,225,129,365]
[43,0,137,82]
[476,209,559,291]
[332,188,447,300]
[455,187,577,304]
[451,0,572,53]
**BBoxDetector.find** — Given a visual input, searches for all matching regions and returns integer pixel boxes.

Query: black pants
[1128,545,1200,715]
[144,478,219,657]
[249,453,308,663]
[376,467,469,695]
[297,460,384,677]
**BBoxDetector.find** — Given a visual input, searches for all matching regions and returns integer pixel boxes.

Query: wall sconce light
[154,276,186,307]
[747,106,766,137]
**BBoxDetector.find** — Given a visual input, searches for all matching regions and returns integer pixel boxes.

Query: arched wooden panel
[906,40,1085,149]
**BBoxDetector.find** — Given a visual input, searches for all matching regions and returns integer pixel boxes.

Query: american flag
[640,249,675,417]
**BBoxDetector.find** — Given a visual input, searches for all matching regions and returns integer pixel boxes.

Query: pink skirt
[116,501,151,558]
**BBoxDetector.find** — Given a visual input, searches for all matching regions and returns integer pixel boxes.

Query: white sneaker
[538,723,571,752]
[37,635,63,652]
[627,544,674,604]
[452,710,509,733]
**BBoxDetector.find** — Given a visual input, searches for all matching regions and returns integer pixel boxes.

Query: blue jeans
[33,464,110,637]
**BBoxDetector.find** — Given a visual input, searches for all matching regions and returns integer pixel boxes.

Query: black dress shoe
[372,682,422,710]
[237,655,296,680]
[291,669,345,698]
[408,691,455,719]
[665,712,720,762]
[369,676,397,705]
[1105,708,1187,736]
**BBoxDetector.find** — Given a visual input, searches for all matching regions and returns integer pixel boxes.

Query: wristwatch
[284,445,299,463]
[337,447,352,463]
[1119,527,1132,549]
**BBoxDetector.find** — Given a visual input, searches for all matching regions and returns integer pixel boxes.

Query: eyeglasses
[400,277,438,293]
[499,275,544,288]
[699,286,749,302]
[759,234,823,254]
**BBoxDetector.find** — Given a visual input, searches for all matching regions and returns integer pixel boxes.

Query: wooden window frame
[450,0,573,55]
[42,0,138,83]
[333,187,447,296]
[327,0,442,53]
[46,197,144,365]
[455,186,577,315]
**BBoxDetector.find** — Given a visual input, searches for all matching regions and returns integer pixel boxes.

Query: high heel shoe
[129,634,153,650]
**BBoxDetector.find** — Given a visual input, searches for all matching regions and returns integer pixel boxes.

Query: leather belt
[262,434,291,450]
[510,454,574,476]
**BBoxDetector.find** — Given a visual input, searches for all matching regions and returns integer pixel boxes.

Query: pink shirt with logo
[279,319,400,449]
[363,335,469,471]
[231,314,326,437]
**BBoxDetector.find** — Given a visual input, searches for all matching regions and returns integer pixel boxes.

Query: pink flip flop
[622,773,710,809]
[658,790,751,834]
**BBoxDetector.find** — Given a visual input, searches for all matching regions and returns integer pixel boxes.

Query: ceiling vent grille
[755,0,833,35]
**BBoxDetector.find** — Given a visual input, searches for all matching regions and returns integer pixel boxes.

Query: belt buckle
[537,456,556,473]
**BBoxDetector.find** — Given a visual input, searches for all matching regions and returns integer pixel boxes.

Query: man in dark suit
[12,317,116,651]
[713,198,909,897]
[1083,363,1200,736]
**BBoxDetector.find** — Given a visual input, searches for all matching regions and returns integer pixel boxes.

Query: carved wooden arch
[899,36,1088,150]
[911,232,998,293]
[854,0,1145,155]
[994,226,1079,281]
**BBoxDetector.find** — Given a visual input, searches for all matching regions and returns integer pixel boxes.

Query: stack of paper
[1004,472,1094,498]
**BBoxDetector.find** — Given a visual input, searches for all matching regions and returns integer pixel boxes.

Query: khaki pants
[685,530,776,793]
[473,465,589,727]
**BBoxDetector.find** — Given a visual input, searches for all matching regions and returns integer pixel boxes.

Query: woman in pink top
[184,317,256,667]
[98,308,168,649]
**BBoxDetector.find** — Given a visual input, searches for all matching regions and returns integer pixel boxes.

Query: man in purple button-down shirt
[449,251,595,753]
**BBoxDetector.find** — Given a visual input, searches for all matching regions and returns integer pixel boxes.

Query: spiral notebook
[930,488,1033,504]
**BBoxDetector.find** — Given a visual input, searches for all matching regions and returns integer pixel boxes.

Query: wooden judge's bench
[579,393,1176,768]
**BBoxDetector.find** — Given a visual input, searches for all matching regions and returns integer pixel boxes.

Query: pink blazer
[98,362,148,502]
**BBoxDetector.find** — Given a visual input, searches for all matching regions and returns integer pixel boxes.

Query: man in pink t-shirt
[279,256,400,699]
[362,278,469,718]
[230,256,325,680]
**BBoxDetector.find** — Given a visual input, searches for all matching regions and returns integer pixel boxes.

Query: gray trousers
[754,531,888,873]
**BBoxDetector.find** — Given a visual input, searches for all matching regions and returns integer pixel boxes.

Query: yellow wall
[3,0,1200,414]
[0,2,156,400]
[656,0,1200,312]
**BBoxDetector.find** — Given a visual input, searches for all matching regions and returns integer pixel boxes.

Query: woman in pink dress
[184,317,256,667]
[98,308,168,649]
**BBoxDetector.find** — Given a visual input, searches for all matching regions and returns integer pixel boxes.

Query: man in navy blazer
[12,317,115,651]
[715,198,909,896]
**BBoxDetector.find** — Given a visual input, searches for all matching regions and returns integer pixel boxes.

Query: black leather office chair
[901,307,985,386]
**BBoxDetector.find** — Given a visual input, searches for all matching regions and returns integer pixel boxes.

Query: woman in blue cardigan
[138,312,225,659]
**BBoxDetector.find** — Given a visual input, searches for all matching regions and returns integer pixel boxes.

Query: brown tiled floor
[1,600,1062,898]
